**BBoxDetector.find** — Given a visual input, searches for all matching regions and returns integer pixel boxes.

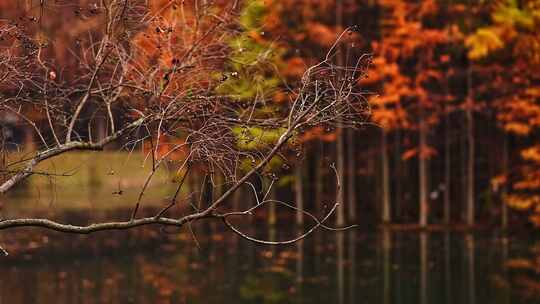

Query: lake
[0,227,537,304]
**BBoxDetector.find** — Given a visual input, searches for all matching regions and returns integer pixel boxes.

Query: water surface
[0,229,538,304]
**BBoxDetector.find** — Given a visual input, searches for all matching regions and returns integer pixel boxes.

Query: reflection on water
[1,229,539,304]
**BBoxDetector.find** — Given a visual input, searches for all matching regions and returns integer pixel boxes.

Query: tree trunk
[336,133,345,225]
[466,20,475,228]
[466,110,475,227]
[502,133,508,230]
[394,129,402,219]
[268,185,277,226]
[335,0,345,227]
[461,123,467,222]
[23,125,35,152]
[419,110,428,228]
[315,145,324,214]
[382,129,391,223]
[347,129,357,222]
[295,164,304,226]
[444,106,451,225]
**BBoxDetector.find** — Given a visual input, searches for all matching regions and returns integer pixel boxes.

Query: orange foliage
[129,0,232,100]
[299,126,337,143]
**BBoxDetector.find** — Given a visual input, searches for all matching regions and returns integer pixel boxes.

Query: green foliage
[216,0,287,174]
[239,0,267,29]
[216,0,282,101]
[233,127,287,150]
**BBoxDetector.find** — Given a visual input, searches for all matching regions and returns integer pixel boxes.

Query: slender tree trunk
[95,115,106,142]
[419,109,428,228]
[461,123,468,222]
[295,164,304,226]
[347,129,357,222]
[466,106,475,226]
[382,129,391,223]
[394,129,402,219]
[444,106,451,225]
[22,125,35,152]
[268,186,277,226]
[466,21,475,228]
[335,0,345,227]
[296,239,304,286]
[502,133,508,230]
[315,146,324,214]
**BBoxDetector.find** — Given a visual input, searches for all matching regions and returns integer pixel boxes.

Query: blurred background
[1,0,540,303]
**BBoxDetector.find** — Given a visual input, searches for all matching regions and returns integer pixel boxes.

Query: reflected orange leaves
[401,146,437,161]
[506,253,540,300]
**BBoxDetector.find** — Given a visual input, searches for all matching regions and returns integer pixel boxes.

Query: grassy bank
[2,151,179,215]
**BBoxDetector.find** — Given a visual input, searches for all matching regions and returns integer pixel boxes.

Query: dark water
[0,229,539,304]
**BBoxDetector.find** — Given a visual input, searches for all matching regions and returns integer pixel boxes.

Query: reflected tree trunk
[502,235,510,304]
[395,233,403,304]
[314,229,324,275]
[296,238,304,295]
[445,232,452,304]
[420,232,429,304]
[382,129,391,223]
[337,232,345,304]
[348,230,357,304]
[382,228,392,304]
[465,233,476,304]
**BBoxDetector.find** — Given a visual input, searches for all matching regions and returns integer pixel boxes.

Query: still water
[0,229,538,304]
